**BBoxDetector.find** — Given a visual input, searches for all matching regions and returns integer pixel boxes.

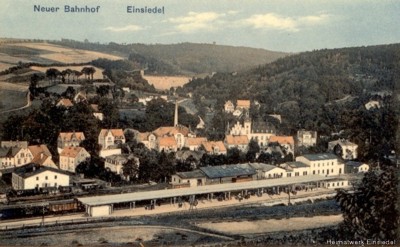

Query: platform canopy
[77,175,337,207]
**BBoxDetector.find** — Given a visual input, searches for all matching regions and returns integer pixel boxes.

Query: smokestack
[174,100,178,127]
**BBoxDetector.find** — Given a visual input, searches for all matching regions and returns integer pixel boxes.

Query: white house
[297,130,317,147]
[328,139,358,160]
[59,147,91,173]
[345,161,370,173]
[12,163,69,190]
[280,161,310,177]
[98,129,126,150]
[296,153,344,176]
[0,141,33,170]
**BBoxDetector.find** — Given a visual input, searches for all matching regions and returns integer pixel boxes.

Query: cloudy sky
[0,0,398,52]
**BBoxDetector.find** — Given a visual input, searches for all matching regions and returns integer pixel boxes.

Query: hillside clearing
[143,75,191,90]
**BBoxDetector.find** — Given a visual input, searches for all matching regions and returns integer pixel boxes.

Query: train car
[48,199,82,214]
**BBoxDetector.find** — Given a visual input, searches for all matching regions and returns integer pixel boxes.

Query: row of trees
[45,66,96,83]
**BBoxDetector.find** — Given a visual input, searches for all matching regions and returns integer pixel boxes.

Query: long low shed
[77,175,334,207]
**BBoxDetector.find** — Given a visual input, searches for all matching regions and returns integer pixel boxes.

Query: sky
[0,0,399,52]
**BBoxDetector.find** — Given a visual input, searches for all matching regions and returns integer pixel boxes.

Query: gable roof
[200,163,256,179]
[58,132,85,141]
[329,139,358,147]
[136,132,152,142]
[236,99,251,108]
[186,137,207,146]
[13,163,69,178]
[28,145,52,158]
[99,129,125,138]
[60,147,87,158]
[153,126,190,137]
[269,136,294,145]
[57,98,73,107]
[202,141,227,153]
[158,136,177,147]
[225,135,249,145]
[345,161,367,168]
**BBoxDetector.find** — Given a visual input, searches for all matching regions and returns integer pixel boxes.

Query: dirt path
[0,91,31,113]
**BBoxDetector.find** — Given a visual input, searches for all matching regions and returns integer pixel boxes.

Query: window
[36,176,39,181]
[313,171,316,175]
[45,176,48,180]
[55,175,57,179]
[303,171,307,176]
[55,183,57,187]
[295,172,299,176]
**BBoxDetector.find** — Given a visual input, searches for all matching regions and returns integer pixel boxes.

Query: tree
[246,139,260,162]
[335,165,398,240]
[45,68,60,82]
[122,158,139,181]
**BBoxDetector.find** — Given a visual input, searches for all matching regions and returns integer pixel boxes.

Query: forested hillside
[50,40,287,75]
[184,44,400,161]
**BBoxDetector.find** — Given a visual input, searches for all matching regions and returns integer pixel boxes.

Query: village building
[249,163,286,179]
[171,170,207,188]
[236,100,251,110]
[224,135,249,152]
[59,147,91,173]
[295,153,344,176]
[229,117,276,147]
[98,129,126,150]
[56,98,73,108]
[269,136,295,154]
[90,104,104,121]
[184,137,207,151]
[224,100,235,113]
[136,101,196,152]
[297,130,317,147]
[280,161,310,177]
[0,141,33,170]
[345,161,370,173]
[201,141,227,155]
[28,144,56,168]
[104,154,139,179]
[73,91,87,103]
[57,132,85,153]
[365,100,381,110]
[12,163,69,190]
[200,163,256,185]
[158,136,178,152]
[328,139,358,160]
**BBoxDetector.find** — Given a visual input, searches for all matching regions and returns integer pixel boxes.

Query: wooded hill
[184,44,400,161]
[50,40,288,75]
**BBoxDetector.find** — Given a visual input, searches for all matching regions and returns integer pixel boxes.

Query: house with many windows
[28,144,56,168]
[229,117,275,148]
[295,153,344,176]
[0,141,33,170]
[59,147,90,173]
[12,163,70,190]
